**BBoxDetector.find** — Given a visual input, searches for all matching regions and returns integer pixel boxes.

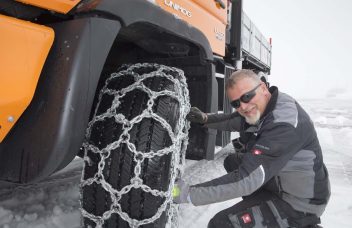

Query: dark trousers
[209,154,321,228]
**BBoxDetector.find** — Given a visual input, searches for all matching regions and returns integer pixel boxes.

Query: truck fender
[0,17,120,183]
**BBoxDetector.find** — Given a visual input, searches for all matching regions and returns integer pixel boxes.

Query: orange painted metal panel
[191,0,227,24]
[0,14,54,142]
[155,0,227,56]
[16,0,81,14]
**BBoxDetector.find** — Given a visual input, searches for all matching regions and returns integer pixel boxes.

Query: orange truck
[0,0,271,227]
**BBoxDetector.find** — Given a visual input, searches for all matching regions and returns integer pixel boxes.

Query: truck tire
[81,63,190,228]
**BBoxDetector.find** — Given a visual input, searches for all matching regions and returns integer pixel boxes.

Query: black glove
[186,107,207,124]
[232,137,245,153]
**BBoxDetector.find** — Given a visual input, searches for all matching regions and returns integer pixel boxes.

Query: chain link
[80,63,190,227]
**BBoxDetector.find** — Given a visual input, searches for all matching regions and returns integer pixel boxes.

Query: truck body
[0,0,271,227]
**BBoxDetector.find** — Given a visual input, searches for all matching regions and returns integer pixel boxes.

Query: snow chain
[80,63,190,228]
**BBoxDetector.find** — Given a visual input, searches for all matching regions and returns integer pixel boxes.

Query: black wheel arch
[0,17,120,183]
[93,0,213,60]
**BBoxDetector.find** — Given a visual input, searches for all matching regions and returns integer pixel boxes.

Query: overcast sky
[243,0,352,99]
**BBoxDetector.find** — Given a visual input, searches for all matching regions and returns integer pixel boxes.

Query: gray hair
[225,69,261,90]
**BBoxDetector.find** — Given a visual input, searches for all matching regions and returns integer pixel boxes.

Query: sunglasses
[230,84,261,109]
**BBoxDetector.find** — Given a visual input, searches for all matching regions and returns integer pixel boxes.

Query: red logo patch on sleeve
[241,213,252,224]
[252,149,263,155]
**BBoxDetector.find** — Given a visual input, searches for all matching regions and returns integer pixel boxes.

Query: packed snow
[0,99,351,228]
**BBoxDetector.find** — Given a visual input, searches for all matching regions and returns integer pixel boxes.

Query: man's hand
[172,179,190,204]
[232,137,245,153]
[186,107,207,124]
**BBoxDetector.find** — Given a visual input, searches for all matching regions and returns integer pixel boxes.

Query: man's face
[227,78,268,125]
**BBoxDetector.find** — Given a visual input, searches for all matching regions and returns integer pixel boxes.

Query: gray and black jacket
[189,87,330,216]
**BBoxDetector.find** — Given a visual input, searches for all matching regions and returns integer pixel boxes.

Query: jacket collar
[244,86,279,131]
[261,86,278,119]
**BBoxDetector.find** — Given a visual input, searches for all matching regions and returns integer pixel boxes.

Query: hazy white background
[243,0,352,99]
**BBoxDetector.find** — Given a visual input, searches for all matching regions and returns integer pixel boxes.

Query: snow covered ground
[0,99,351,228]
